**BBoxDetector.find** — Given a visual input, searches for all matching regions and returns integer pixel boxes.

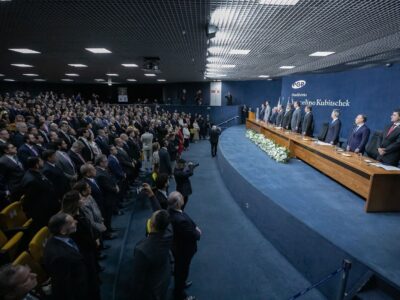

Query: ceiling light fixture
[259,0,300,5]
[68,64,88,67]
[65,73,79,77]
[157,79,166,82]
[229,49,251,55]
[23,74,39,77]
[3,79,15,81]
[61,79,73,82]
[208,47,225,55]
[144,74,156,77]
[0,74,4,76]
[258,75,270,78]
[85,48,111,54]
[106,73,118,76]
[122,64,138,67]
[95,79,105,82]
[280,65,295,69]
[11,64,33,68]
[206,64,235,68]
[9,48,40,54]
[309,51,335,57]
[34,79,46,82]
[127,79,137,82]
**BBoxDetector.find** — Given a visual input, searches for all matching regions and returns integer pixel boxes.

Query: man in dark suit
[11,122,28,148]
[291,101,302,133]
[325,109,342,145]
[20,157,58,231]
[0,143,25,201]
[346,114,370,154]
[43,212,90,300]
[209,125,221,157]
[0,128,10,146]
[378,109,400,166]
[269,107,278,125]
[68,141,87,176]
[159,139,172,176]
[282,103,293,130]
[55,139,78,182]
[168,192,200,300]
[58,121,73,149]
[132,210,173,300]
[42,149,70,202]
[17,133,40,169]
[77,128,95,162]
[275,105,285,127]
[115,137,136,181]
[95,128,110,156]
[174,159,195,210]
[301,105,314,137]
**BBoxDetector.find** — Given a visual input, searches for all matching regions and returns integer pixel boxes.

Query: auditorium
[1,1,400,299]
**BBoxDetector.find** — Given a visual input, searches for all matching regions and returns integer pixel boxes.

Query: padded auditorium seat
[317,122,329,141]
[365,131,383,160]
[0,200,33,232]
[13,251,48,285]
[0,229,24,263]
[29,226,50,263]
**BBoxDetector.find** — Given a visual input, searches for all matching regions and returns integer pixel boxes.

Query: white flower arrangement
[246,130,290,163]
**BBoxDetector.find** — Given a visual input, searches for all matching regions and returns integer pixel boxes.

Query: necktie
[386,124,397,137]
[13,156,23,169]
[30,146,38,156]
[67,238,79,252]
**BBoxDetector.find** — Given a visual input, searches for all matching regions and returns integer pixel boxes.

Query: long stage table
[246,119,400,212]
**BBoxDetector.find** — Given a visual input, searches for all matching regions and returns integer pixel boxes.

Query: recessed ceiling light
[267,78,273,81]
[206,73,227,77]
[208,47,224,55]
[3,79,15,82]
[68,64,88,67]
[11,64,33,68]
[0,74,4,76]
[106,73,118,76]
[61,79,73,82]
[309,51,335,57]
[122,63,138,67]
[157,79,166,82]
[65,73,79,77]
[9,48,40,54]
[280,65,295,69]
[206,64,236,69]
[144,74,156,77]
[229,49,251,55]
[85,48,111,54]
[259,0,299,5]
[127,79,137,82]
[95,79,105,82]
[34,79,46,82]
[258,75,270,78]
[23,74,39,77]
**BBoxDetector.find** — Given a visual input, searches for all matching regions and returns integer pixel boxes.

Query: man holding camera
[174,159,198,210]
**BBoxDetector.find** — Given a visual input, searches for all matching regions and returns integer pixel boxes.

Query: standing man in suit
[132,210,173,300]
[168,192,200,300]
[0,128,10,146]
[58,121,73,149]
[43,212,90,300]
[301,105,314,137]
[291,101,302,133]
[0,143,25,202]
[282,103,293,130]
[95,129,110,156]
[68,141,87,176]
[275,104,285,127]
[174,159,195,210]
[209,125,221,157]
[378,108,400,166]
[159,139,172,176]
[17,134,40,169]
[225,92,233,106]
[141,128,154,172]
[346,114,370,154]
[78,128,95,162]
[55,139,78,183]
[11,122,28,148]
[325,109,342,145]
[115,137,136,182]
[263,101,272,124]
[259,103,266,121]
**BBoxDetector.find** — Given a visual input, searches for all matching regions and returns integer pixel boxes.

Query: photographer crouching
[174,159,199,210]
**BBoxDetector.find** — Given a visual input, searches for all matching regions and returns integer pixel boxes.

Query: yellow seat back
[0,201,31,230]
[29,227,50,262]
[13,251,48,285]
[0,230,24,261]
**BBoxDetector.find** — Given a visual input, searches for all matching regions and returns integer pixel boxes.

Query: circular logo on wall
[292,80,306,89]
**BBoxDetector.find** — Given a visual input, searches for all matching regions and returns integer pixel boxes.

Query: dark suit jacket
[68,150,86,175]
[377,124,400,166]
[347,124,370,154]
[325,119,342,145]
[11,132,24,148]
[78,138,94,162]
[174,167,193,197]
[55,151,77,181]
[116,147,135,176]
[95,136,109,156]
[84,177,105,213]
[0,155,25,197]
[42,162,70,201]
[209,128,221,144]
[269,112,277,125]
[168,209,200,258]
[108,155,126,181]
[58,130,73,148]
[17,144,40,169]
[20,170,58,229]
[282,110,293,130]
[132,229,173,300]
[149,190,169,211]
[43,237,90,300]
[291,108,302,133]
[302,112,314,137]
[159,148,172,175]
[95,167,118,208]
[275,111,284,127]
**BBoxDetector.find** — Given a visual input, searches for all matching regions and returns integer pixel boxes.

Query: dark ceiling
[0,0,400,84]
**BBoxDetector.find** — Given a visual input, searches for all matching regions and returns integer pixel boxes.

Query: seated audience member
[325,109,342,145]
[346,114,370,154]
[168,191,201,300]
[132,210,173,300]
[378,108,400,166]
[0,264,38,300]
[43,212,91,300]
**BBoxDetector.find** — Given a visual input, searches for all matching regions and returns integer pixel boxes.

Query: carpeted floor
[100,138,325,300]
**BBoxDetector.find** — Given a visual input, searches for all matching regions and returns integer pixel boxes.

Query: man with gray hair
[141,128,154,172]
[209,125,221,157]
[325,109,342,145]
[168,191,201,300]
